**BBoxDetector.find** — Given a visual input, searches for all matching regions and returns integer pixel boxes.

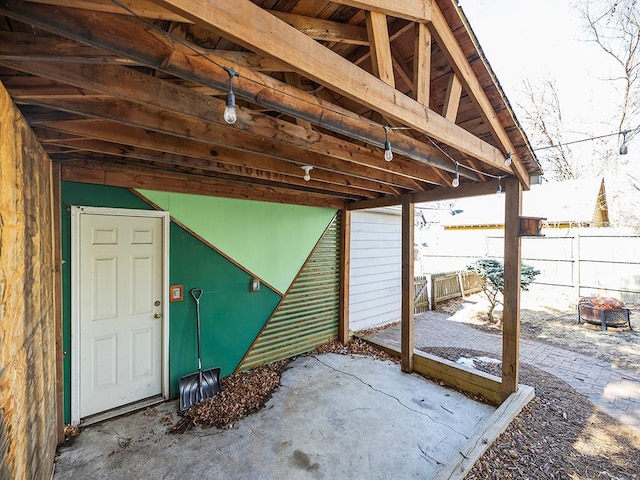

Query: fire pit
[577,297,632,331]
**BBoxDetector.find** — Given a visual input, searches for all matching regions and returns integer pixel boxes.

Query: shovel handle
[190,288,203,302]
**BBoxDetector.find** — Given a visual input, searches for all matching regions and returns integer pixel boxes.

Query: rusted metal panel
[238,215,340,371]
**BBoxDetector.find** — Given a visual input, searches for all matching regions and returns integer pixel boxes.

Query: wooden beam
[346,178,502,210]
[502,177,522,400]
[60,162,346,209]
[413,22,431,105]
[22,0,189,21]
[283,73,313,130]
[365,11,394,87]
[412,178,500,203]
[442,73,462,122]
[339,209,351,344]
[271,10,369,46]
[428,2,530,188]
[328,0,432,23]
[149,0,513,173]
[401,194,414,373]
[51,161,64,446]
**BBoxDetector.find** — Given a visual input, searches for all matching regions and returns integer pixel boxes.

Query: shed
[0,1,542,477]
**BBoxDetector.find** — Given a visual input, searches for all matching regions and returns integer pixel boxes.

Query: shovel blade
[178,367,221,411]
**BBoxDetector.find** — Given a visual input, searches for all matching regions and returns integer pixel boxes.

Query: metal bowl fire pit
[577,297,632,331]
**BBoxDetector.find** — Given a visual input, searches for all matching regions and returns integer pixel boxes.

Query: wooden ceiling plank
[149,0,511,174]
[37,132,386,197]
[0,4,460,181]
[1,60,428,189]
[60,162,347,209]
[22,0,189,21]
[270,10,369,46]
[328,0,432,23]
[0,31,137,65]
[365,11,394,87]
[413,22,431,105]
[56,154,366,200]
[441,73,462,122]
[31,114,410,191]
[428,2,530,188]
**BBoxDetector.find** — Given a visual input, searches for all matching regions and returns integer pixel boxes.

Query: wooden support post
[401,194,415,373]
[52,161,65,444]
[502,177,523,401]
[339,209,351,344]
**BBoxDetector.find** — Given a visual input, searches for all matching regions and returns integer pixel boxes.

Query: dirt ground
[438,285,640,373]
[433,285,640,479]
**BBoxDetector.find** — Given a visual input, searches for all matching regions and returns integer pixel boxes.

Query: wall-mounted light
[223,67,238,125]
[301,165,313,181]
[383,125,393,161]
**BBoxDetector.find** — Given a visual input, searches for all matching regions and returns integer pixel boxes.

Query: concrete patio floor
[54,353,503,479]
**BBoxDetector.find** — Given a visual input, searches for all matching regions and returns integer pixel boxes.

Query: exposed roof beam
[442,73,462,122]
[346,177,503,210]
[60,162,346,209]
[328,0,432,23]
[412,23,431,105]
[151,0,510,174]
[271,10,369,46]
[365,11,394,87]
[22,0,189,21]
[428,1,530,188]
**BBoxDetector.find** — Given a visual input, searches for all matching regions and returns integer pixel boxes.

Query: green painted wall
[61,182,281,422]
[137,190,338,294]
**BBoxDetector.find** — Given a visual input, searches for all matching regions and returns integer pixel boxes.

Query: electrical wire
[532,125,640,151]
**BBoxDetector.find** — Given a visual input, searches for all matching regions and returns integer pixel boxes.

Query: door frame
[70,206,170,425]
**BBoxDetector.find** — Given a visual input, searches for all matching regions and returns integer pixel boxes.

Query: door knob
[154,312,161,319]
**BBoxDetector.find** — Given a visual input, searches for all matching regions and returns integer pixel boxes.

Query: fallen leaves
[170,338,395,433]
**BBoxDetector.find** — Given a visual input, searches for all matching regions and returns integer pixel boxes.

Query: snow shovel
[179,288,221,411]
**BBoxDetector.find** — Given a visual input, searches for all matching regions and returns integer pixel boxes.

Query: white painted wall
[349,208,402,331]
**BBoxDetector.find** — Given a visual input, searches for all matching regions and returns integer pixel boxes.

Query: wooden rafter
[428,1,530,188]
[365,11,394,87]
[150,0,515,174]
[413,23,431,105]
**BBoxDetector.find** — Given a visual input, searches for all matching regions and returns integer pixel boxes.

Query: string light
[504,152,513,167]
[383,126,393,161]
[532,126,640,152]
[452,162,460,187]
[110,0,525,186]
[619,131,629,155]
[223,67,238,125]
[301,165,313,181]
[496,176,503,194]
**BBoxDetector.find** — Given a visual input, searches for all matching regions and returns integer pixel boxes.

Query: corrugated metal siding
[237,214,340,371]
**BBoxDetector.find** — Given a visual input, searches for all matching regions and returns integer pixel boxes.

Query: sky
[457,0,623,147]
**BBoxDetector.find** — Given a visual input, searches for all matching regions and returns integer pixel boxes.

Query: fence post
[573,233,581,299]
[428,274,435,310]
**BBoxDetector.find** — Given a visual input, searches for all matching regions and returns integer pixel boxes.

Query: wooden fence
[423,232,640,304]
[414,271,483,312]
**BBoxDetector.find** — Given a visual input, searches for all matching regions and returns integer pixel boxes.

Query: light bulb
[620,143,628,155]
[384,140,393,162]
[496,181,503,195]
[452,176,459,188]
[504,153,512,166]
[301,165,313,181]
[224,90,237,124]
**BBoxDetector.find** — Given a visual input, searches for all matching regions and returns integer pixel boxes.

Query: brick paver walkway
[368,312,640,433]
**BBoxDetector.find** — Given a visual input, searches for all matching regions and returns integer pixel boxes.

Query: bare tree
[519,78,579,180]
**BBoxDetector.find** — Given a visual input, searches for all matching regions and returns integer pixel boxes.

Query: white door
[79,213,163,417]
